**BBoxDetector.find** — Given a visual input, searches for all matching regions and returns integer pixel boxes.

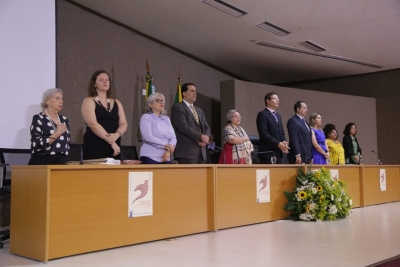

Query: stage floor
[1,202,400,267]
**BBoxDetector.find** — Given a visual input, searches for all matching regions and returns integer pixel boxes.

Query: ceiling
[71,0,400,84]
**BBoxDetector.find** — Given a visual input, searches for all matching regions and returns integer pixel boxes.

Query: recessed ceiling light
[257,41,383,69]
[299,41,326,53]
[256,21,290,37]
[202,0,247,18]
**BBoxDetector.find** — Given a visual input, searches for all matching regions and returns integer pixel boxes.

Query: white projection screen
[0,0,56,149]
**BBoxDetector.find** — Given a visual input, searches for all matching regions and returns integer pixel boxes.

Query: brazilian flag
[145,74,152,101]
[174,77,182,103]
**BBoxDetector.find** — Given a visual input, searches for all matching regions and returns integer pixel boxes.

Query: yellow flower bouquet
[283,167,352,221]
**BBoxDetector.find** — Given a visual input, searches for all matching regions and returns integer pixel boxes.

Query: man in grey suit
[256,92,289,164]
[171,83,210,164]
[287,101,313,164]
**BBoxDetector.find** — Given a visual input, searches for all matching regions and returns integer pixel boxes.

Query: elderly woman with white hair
[219,109,253,164]
[28,88,70,165]
[139,93,177,164]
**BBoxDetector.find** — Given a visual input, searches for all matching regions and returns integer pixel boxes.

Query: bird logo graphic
[132,180,149,204]
[259,176,268,193]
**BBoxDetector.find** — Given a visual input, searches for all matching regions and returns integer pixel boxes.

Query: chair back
[120,146,138,160]
[67,143,84,162]
[0,148,30,193]
[248,135,260,164]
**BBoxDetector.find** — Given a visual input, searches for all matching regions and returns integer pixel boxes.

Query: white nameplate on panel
[256,170,270,203]
[380,169,386,192]
[128,172,153,217]
[330,169,339,181]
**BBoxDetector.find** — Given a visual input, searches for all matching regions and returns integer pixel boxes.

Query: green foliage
[283,167,353,222]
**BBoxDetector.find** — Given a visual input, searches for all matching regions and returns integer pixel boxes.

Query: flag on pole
[145,61,152,102]
[174,77,182,103]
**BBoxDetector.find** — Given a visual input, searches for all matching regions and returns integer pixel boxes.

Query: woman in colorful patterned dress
[323,124,345,165]
[219,110,253,164]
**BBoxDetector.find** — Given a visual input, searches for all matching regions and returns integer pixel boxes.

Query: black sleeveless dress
[83,99,121,159]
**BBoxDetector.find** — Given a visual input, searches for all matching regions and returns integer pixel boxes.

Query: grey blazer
[171,102,210,161]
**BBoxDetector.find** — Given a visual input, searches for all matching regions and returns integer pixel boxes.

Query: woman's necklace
[95,96,110,112]
[45,109,60,131]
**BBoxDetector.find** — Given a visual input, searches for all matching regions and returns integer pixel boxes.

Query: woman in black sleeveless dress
[81,70,128,160]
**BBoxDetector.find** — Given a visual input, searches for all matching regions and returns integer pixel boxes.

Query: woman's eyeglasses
[154,99,164,103]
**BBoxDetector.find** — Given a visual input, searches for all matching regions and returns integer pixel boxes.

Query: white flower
[338,198,342,202]
[331,194,334,201]
[312,188,317,194]
[329,205,338,214]
[349,199,353,206]
[316,219,322,222]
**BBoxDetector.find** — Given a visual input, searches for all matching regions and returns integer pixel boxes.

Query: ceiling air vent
[256,21,290,37]
[202,0,247,18]
[256,41,383,69]
[299,41,326,52]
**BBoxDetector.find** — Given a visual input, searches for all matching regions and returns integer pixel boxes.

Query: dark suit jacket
[342,135,362,164]
[287,115,313,164]
[171,102,210,161]
[256,108,286,163]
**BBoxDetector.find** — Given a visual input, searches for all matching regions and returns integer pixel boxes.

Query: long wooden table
[10,165,215,262]
[10,164,400,261]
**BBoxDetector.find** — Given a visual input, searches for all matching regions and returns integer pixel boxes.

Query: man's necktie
[190,105,199,124]
[302,118,310,132]
[272,111,278,124]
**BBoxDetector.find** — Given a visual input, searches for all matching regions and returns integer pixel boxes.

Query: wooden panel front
[10,166,50,262]
[322,166,362,208]
[216,166,297,230]
[363,166,400,206]
[47,166,214,259]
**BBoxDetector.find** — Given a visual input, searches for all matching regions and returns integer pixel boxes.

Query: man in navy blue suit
[256,92,289,164]
[287,101,313,164]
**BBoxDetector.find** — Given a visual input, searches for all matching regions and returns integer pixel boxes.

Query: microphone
[138,139,173,163]
[34,133,83,164]
[372,150,383,165]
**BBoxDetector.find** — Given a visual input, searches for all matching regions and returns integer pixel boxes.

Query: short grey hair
[226,109,239,123]
[40,88,63,109]
[147,92,167,115]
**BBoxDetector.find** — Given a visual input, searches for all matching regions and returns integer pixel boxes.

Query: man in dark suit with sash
[256,92,289,164]
[171,83,210,164]
[287,101,313,164]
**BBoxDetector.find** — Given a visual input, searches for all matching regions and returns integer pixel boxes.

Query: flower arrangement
[283,167,352,221]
